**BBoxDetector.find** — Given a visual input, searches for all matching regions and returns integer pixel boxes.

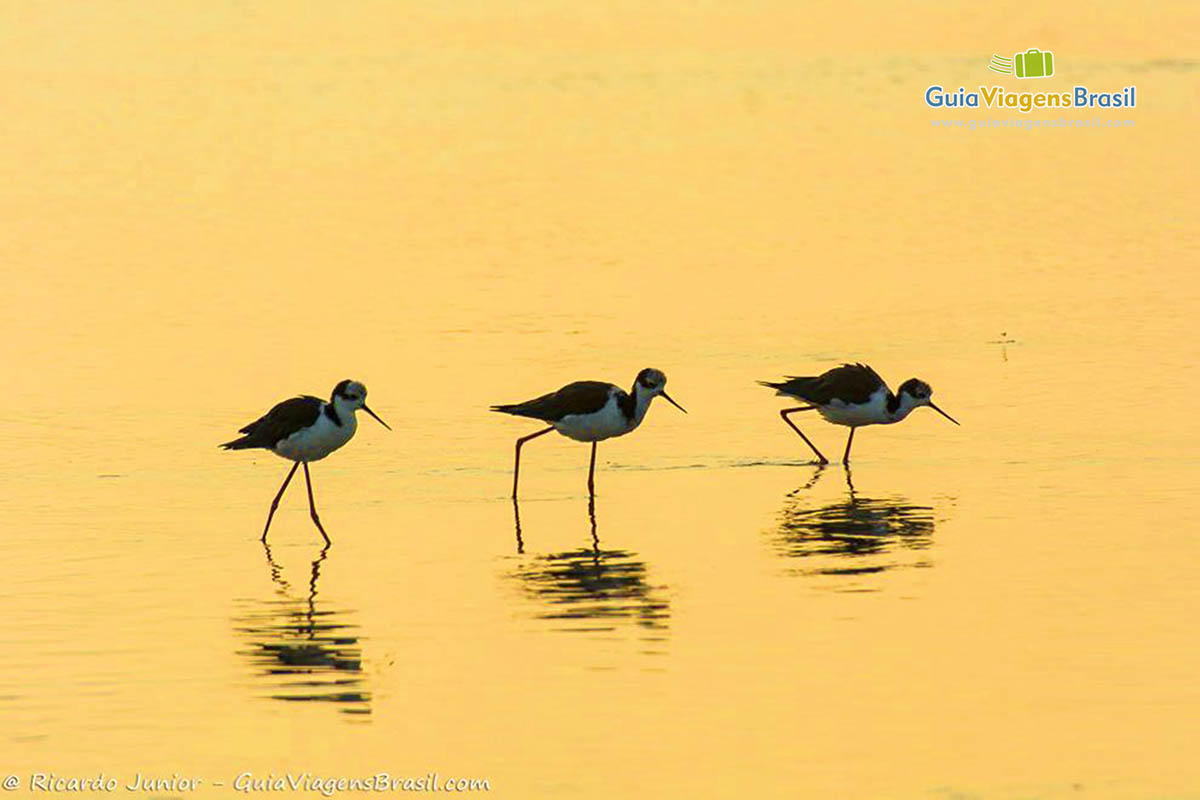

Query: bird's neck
[886,392,919,423]
[325,400,358,429]
[624,384,655,428]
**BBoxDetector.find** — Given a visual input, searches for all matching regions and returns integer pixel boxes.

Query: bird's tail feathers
[758,377,816,397]
[490,403,536,417]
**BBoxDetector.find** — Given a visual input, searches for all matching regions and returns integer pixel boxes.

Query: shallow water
[3,2,1198,797]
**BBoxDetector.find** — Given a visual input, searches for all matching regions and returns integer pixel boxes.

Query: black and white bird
[221,379,390,544]
[491,368,686,498]
[759,363,958,465]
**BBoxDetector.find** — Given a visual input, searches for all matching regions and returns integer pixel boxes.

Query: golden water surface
[2,1,1198,797]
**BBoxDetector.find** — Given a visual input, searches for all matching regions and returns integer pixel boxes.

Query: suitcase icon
[1014,48,1054,78]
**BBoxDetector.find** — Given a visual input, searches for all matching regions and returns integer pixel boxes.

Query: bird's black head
[332,379,365,404]
[636,368,667,391]
[897,378,932,401]
[634,367,686,413]
[898,377,958,425]
[331,379,391,430]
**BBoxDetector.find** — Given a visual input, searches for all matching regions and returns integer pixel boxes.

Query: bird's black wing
[221,395,323,450]
[491,381,614,422]
[759,363,885,405]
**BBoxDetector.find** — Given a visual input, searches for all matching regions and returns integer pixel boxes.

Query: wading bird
[760,363,958,465]
[221,380,390,544]
[492,368,686,498]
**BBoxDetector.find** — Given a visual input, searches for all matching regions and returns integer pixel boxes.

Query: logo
[924,49,1136,113]
[990,48,1055,79]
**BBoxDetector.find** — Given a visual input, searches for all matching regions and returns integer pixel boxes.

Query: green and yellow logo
[925,48,1136,113]
[990,48,1055,79]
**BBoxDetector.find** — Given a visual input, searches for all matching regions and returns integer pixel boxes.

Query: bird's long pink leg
[302,462,331,546]
[842,427,856,465]
[780,407,829,465]
[262,461,300,543]
[587,441,598,496]
[512,426,555,499]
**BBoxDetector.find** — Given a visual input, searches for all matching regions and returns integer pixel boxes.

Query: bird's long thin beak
[662,391,687,414]
[929,402,959,426]
[363,404,392,430]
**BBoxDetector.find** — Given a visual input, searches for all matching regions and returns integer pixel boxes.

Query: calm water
[3,2,1198,797]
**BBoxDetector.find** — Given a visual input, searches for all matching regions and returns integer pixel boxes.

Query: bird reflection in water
[773,467,938,585]
[510,497,669,636]
[234,542,371,717]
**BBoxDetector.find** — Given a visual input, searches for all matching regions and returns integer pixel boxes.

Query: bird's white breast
[554,391,634,442]
[816,386,893,427]
[273,409,358,461]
